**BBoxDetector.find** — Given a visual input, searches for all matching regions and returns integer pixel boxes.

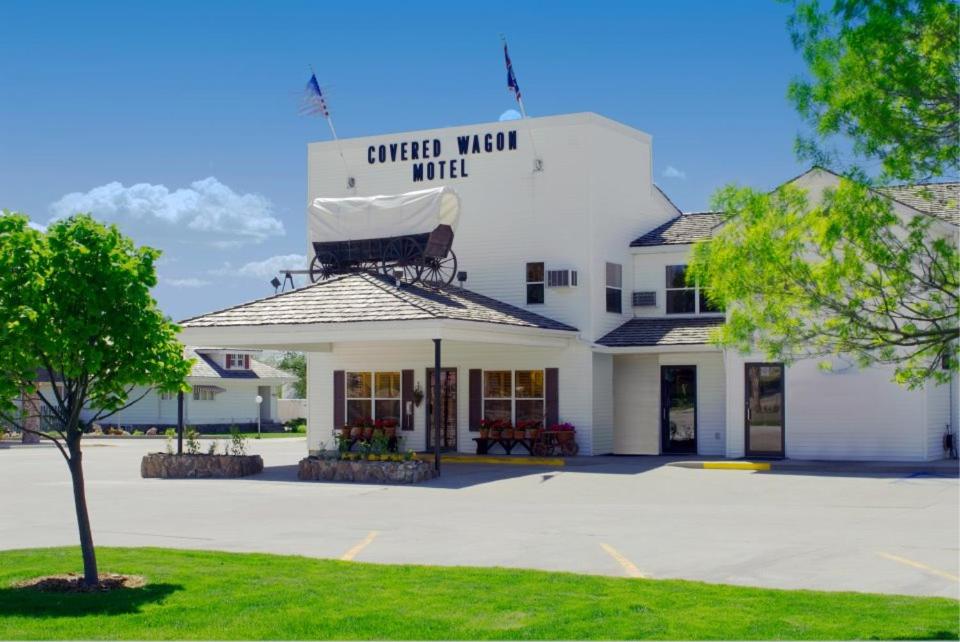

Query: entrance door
[661,366,697,454]
[426,368,457,451]
[258,386,271,422]
[745,363,785,457]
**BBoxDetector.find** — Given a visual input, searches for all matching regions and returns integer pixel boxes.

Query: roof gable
[630,212,723,247]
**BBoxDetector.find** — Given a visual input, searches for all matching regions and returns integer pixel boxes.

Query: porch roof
[596,316,724,349]
[177,272,578,349]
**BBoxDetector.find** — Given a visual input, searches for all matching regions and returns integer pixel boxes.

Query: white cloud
[212,253,307,279]
[27,220,46,232]
[48,177,284,244]
[164,277,211,288]
[499,109,522,121]
[662,165,687,180]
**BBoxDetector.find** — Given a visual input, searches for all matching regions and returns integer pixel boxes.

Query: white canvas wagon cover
[308,186,460,243]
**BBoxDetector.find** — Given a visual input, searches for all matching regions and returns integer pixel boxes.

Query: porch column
[177,391,184,455]
[433,338,441,475]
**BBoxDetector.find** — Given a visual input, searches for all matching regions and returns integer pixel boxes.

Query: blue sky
[0,0,808,320]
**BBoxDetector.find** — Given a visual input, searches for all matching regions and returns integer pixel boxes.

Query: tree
[277,351,306,398]
[0,212,192,586]
[690,0,959,388]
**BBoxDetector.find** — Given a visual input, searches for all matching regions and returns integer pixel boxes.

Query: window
[192,387,216,401]
[526,262,545,305]
[666,265,723,315]
[226,353,250,370]
[159,391,175,401]
[346,371,401,424]
[605,262,622,313]
[483,369,545,424]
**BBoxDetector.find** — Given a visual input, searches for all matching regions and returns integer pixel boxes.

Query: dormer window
[226,353,251,370]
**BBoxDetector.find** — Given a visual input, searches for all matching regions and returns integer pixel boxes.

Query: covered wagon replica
[307,186,460,288]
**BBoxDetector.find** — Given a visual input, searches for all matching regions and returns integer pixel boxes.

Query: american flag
[302,73,330,118]
[504,43,521,102]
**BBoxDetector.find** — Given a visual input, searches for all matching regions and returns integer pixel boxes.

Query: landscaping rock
[145,427,158,436]
[141,453,263,479]
[297,457,436,484]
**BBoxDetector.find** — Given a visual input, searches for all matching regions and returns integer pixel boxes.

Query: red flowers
[549,422,575,432]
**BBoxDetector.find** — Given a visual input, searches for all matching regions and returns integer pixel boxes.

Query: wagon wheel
[381,237,423,284]
[560,441,580,457]
[420,250,457,289]
[355,259,380,274]
[532,441,550,457]
[309,251,340,283]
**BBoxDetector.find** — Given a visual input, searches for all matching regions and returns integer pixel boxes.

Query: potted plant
[488,419,502,439]
[478,419,491,439]
[501,421,514,439]
[361,416,375,441]
[551,422,576,444]
[350,421,363,440]
[383,418,398,438]
[339,424,352,440]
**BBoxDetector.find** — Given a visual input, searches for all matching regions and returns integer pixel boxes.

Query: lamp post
[255,394,263,439]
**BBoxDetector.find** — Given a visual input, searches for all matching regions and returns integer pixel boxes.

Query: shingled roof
[186,347,295,381]
[878,182,959,225]
[179,272,577,333]
[596,316,724,348]
[630,212,724,247]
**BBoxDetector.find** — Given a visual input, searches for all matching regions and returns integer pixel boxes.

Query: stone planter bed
[298,456,437,484]
[141,453,264,479]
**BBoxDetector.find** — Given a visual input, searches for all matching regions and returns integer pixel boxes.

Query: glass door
[426,368,457,451]
[745,363,785,457]
[661,366,697,454]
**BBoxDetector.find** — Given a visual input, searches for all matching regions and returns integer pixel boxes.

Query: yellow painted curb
[702,461,771,471]
[441,455,565,467]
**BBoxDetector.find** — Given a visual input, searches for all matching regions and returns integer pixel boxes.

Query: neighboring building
[34,347,296,432]
[178,113,958,460]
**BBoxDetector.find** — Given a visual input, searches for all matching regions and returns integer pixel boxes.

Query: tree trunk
[67,440,98,586]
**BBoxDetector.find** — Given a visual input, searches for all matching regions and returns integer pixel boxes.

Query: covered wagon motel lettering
[367,129,518,182]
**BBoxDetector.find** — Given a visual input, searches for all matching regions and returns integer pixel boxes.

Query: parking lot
[1,438,957,598]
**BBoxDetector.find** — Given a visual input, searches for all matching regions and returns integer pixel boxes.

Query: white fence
[277,399,307,423]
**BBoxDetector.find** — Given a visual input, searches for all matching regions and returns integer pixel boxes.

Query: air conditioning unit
[547,269,578,288]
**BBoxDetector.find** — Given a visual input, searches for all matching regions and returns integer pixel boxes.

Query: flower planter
[298,457,436,484]
[140,453,263,479]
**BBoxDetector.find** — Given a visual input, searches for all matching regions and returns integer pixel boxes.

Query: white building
[179,113,958,460]
[32,347,296,431]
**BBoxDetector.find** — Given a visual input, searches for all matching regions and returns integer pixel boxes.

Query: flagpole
[309,65,352,185]
[500,35,540,171]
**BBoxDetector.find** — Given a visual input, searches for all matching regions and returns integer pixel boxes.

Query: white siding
[925,378,953,460]
[725,353,930,461]
[306,340,595,454]
[612,354,659,454]
[308,113,675,344]
[592,352,614,454]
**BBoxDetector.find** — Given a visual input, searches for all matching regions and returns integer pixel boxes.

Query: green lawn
[0,547,956,640]
[229,431,304,439]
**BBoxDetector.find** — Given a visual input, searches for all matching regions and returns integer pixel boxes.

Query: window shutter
[545,368,559,428]
[333,370,345,430]
[469,369,482,431]
[401,369,414,431]
[244,354,250,369]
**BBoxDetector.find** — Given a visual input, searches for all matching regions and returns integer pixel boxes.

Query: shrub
[185,428,200,455]
[163,427,176,438]
[286,417,306,433]
[206,440,218,456]
[228,426,246,456]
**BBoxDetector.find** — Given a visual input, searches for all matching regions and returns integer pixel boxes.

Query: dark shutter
[333,370,345,430]
[469,369,482,431]
[545,368,559,428]
[401,369,414,431]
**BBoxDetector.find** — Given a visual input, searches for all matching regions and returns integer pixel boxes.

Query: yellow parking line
[340,530,378,561]
[877,552,959,582]
[702,462,770,471]
[600,543,647,578]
